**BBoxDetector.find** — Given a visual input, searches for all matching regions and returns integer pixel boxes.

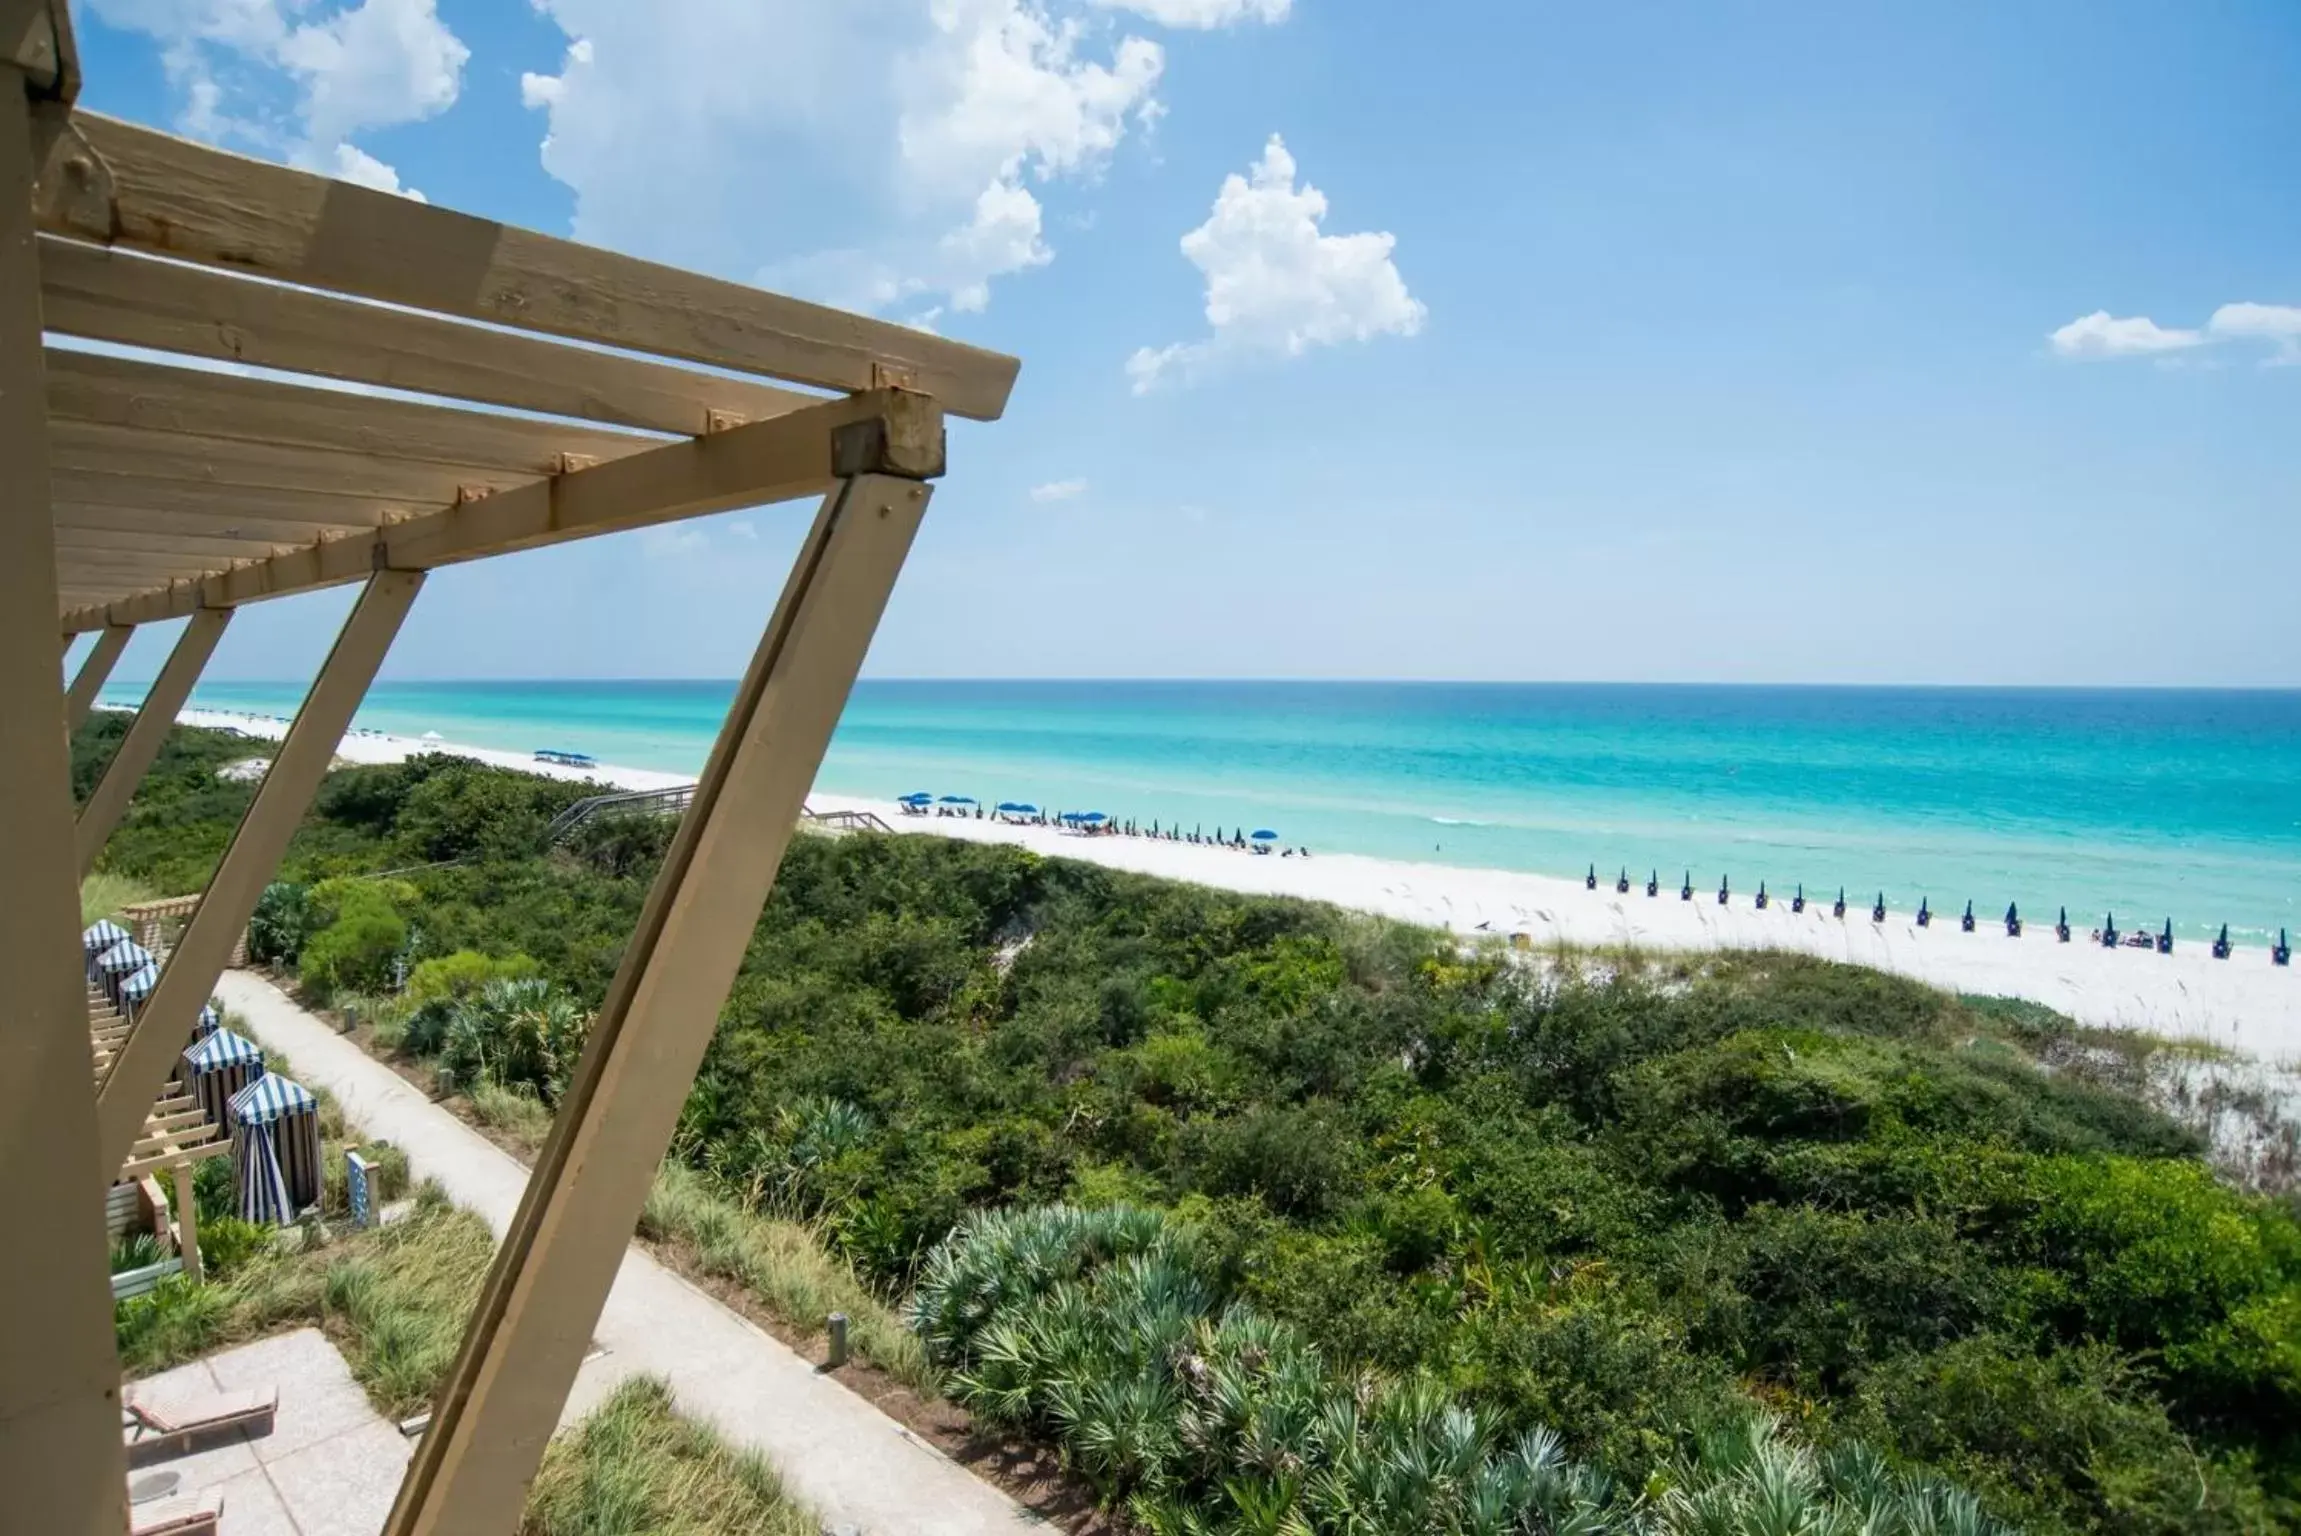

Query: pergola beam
[61,387,940,631]
[0,72,126,1536]
[32,109,1019,420]
[94,570,423,1177]
[386,458,935,1536]
[47,346,666,475]
[39,235,825,437]
[58,471,419,529]
[76,606,230,874]
[61,619,129,728]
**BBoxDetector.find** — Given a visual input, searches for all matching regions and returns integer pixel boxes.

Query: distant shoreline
[160,705,2301,1060]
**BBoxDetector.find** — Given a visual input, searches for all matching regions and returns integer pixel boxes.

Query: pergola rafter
[5,21,1017,1531]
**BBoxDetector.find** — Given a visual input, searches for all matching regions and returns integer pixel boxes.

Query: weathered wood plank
[63,390,942,629]
[50,420,507,503]
[47,347,663,473]
[34,110,1020,420]
[56,470,415,529]
[39,236,824,436]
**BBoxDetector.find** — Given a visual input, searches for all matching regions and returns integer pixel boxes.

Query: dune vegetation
[80,716,2301,1533]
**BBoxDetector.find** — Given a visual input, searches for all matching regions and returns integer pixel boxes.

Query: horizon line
[98,676,2301,694]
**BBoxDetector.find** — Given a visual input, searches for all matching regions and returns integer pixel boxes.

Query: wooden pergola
[0,4,1018,1531]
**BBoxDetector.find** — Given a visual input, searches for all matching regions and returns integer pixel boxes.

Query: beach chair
[1646,871,1659,898]
[2005,903,2022,938]
[1616,868,1631,894]
[1717,876,1729,905]
[1961,900,1976,933]
[2273,929,2289,967]
[123,1386,277,1465]
[1586,864,1598,890]
[2213,924,2231,960]
[1680,872,1693,901]
[1916,899,1930,928]
[1791,885,1806,914]
[1754,882,1768,910]
[129,1492,223,1536]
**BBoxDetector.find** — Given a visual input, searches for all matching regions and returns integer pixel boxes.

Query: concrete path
[214,970,1042,1536]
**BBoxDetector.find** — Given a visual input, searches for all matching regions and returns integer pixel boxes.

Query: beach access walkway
[212,970,1039,1536]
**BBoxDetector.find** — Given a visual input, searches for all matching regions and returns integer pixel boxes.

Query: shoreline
[173,707,2300,1059]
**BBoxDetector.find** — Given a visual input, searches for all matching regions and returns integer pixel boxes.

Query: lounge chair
[123,1386,277,1465]
[130,1493,223,1536]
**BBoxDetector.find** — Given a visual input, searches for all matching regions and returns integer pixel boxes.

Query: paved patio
[128,1329,408,1536]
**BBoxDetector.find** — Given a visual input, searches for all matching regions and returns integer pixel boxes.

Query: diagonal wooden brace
[94,569,423,1179]
[382,469,934,1536]
[61,619,130,730]
[76,605,229,875]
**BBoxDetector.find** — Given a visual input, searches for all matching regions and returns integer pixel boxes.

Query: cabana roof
[227,1070,315,1126]
[182,1026,262,1069]
[25,108,1016,631]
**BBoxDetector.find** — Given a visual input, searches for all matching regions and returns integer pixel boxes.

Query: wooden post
[75,604,230,874]
[94,570,422,1178]
[172,1160,201,1284]
[0,74,130,1536]
[383,465,934,1536]
[61,619,129,729]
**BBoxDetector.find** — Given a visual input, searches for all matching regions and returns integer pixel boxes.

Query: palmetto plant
[910,1204,2009,1536]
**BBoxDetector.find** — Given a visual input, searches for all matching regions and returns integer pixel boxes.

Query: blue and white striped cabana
[82,920,129,964]
[91,938,150,997]
[228,1072,321,1220]
[193,1003,221,1042]
[115,961,160,1015]
[182,1027,265,1126]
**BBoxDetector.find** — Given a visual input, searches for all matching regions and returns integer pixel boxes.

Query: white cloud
[1030,477,1088,501]
[85,0,467,195]
[330,142,427,200]
[640,525,710,559]
[2051,302,2301,364]
[519,0,1173,316]
[1089,0,1288,26]
[1128,134,1423,392]
[2047,311,2206,358]
[2207,302,2301,363]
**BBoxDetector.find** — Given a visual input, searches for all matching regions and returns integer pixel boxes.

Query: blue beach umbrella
[1251,829,1278,841]
[938,795,977,806]
[1071,811,1109,826]
[899,791,933,805]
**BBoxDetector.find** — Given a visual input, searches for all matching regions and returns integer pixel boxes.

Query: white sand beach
[175,708,2301,1061]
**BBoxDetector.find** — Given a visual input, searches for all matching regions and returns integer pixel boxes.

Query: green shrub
[297,878,416,1002]
[248,880,310,965]
[197,1216,274,1280]
[404,948,539,1011]
[110,1232,165,1275]
[912,1204,2006,1534]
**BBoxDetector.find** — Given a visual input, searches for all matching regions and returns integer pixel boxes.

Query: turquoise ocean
[97,679,2301,943]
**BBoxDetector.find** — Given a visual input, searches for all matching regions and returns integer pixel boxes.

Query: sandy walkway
[181,707,2301,1060]
[214,970,1037,1536]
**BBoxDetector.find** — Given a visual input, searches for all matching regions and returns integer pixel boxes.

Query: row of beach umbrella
[1584,869,2293,965]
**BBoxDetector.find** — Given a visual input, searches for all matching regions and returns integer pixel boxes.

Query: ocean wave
[1430,816,1486,827]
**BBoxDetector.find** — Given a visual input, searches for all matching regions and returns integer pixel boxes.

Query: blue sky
[67,0,2301,686]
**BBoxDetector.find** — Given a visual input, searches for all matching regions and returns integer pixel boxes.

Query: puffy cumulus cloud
[331,142,427,201]
[1088,0,1288,26]
[2050,302,2301,364]
[1030,477,1088,500]
[520,0,1168,318]
[85,0,466,196]
[2208,302,2301,363]
[2047,312,2206,358]
[1127,134,1423,393]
